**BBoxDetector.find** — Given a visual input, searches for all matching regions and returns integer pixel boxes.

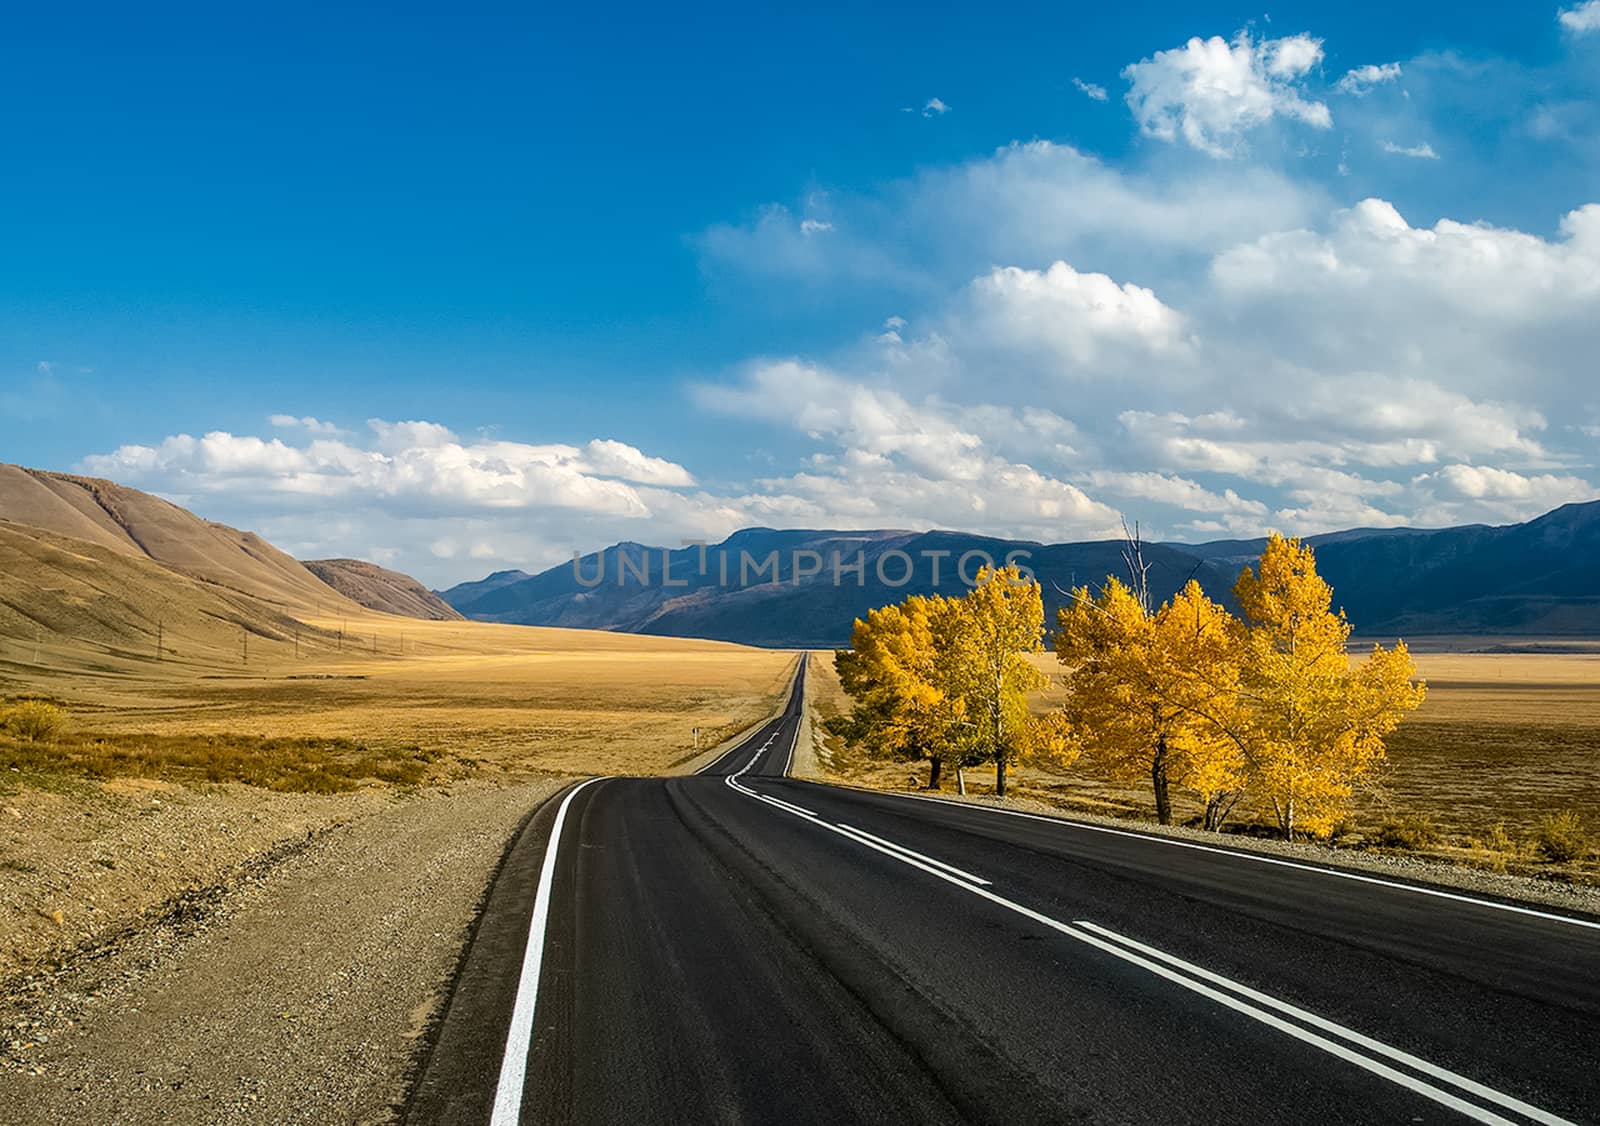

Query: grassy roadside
[801,650,1600,889]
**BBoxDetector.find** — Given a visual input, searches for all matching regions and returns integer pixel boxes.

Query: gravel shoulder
[0,776,567,1125]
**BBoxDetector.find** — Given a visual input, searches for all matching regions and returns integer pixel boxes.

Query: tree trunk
[927,756,943,791]
[1151,736,1172,826]
[995,754,1008,799]
[956,766,967,796]
[1203,794,1233,832]
[1282,798,1295,841]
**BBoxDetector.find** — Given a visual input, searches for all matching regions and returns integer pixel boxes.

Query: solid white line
[781,708,799,778]
[834,824,991,886]
[489,777,605,1126]
[869,789,1600,933]
[1074,921,1576,1126]
[727,773,816,817]
[1057,924,1530,1126]
[727,782,1571,1126]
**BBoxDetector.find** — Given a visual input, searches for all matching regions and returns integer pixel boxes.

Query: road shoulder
[0,778,568,1126]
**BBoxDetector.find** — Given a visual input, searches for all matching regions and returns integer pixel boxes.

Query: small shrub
[1534,811,1591,863]
[1485,822,1518,855]
[1370,816,1442,851]
[3,701,69,743]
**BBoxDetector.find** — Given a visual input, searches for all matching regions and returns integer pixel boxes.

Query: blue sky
[4,2,1599,584]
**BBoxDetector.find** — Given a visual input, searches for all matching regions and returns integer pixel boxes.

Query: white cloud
[1559,1,1600,33]
[799,218,833,235]
[1336,62,1402,95]
[1420,464,1595,502]
[581,438,696,487]
[698,141,1326,294]
[269,414,345,435]
[80,424,699,520]
[964,261,1190,367]
[1082,470,1269,516]
[1072,77,1109,102]
[696,360,1121,540]
[923,97,950,117]
[1122,31,1332,157]
[1381,140,1439,159]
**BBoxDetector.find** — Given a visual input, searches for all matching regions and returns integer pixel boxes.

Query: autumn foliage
[834,535,1426,838]
[830,567,1068,798]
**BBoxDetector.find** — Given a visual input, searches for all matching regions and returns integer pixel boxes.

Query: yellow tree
[1233,534,1427,839]
[946,566,1047,798]
[832,595,966,789]
[1056,578,1244,828]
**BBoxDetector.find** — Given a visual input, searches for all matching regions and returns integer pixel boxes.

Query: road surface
[406,665,1600,1125]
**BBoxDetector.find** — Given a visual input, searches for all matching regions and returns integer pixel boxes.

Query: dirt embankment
[0,776,566,1125]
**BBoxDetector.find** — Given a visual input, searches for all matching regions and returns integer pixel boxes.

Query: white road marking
[781,709,799,777]
[489,776,605,1126]
[727,771,816,817]
[869,789,1600,933]
[834,824,991,886]
[1074,921,1575,1126]
[694,720,779,776]
[728,781,1575,1126]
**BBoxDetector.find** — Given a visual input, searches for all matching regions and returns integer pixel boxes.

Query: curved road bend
[407,663,1600,1126]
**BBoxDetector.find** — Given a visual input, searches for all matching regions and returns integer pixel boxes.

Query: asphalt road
[406,666,1600,1125]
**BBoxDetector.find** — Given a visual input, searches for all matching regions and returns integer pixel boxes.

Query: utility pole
[156,618,163,661]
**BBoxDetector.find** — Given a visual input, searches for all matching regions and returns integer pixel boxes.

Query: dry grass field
[2,614,798,782]
[806,646,1600,883]
[1,615,795,977]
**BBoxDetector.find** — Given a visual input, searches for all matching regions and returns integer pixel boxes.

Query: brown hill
[0,519,332,669]
[304,559,463,621]
[0,464,359,613]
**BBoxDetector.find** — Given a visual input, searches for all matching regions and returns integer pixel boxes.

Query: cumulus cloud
[923,97,950,117]
[81,422,700,520]
[1122,31,1332,157]
[1336,62,1402,95]
[1072,77,1109,102]
[696,360,1121,539]
[1559,1,1600,33]
[963,261,1191,367]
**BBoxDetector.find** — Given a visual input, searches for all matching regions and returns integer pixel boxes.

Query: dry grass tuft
[1370,816,1442,851]
[1,699,69,743]
[1535,811,1592,863]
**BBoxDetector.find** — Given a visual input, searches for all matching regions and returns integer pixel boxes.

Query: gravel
[0,777,565,1125]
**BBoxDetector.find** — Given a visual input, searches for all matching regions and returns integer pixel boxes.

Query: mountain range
[5,459,1598,656]
[439,503,1600,646]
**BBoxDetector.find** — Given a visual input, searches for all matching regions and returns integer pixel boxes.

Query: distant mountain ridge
[440,502,1600,646]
